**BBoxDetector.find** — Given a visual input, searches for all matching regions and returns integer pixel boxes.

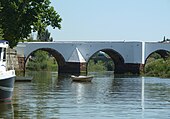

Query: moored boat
[71,75,93,82]
[0,40,15,102]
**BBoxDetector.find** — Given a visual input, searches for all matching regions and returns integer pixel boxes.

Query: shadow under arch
[145,49,170,64]
[101,49,124,65]
[87,49,125,74]
[25,48,66,71]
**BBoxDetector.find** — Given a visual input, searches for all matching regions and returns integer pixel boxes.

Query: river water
[1,71,170,119]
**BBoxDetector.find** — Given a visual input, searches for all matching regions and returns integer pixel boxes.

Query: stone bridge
[15,41,170,75]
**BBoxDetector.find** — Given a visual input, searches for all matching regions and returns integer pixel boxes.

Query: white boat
[71,75,93,82]
[0,40,15,102]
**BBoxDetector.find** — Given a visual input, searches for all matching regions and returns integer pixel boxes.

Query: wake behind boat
[71,75,93,82]
[0,40,15,102]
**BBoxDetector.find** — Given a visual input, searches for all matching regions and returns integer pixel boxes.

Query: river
[0,71,170,119]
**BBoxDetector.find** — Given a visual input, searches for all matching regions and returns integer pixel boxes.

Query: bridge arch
[87,48,125,73]
[144,42,170,64]
[25,48,66,71]
[87,49,124,65]
[145,49,170,64]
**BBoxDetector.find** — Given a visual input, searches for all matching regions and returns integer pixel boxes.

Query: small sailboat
[71,75,93,82]
[0,40,15,102]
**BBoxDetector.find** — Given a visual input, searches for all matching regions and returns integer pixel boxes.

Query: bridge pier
[59,62,144,75]
[115,63,144,74]
[17,56,25,72]
[58,62,87,75]
[16,58,144,75]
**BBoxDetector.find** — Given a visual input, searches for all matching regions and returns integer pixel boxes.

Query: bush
[87,60,107,72]
[145,58,170,78]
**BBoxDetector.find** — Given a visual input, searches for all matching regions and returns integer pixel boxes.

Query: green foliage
[37,29,53,42]
[88,60,107,72]
[88,51,114,72]
[146,53,161,64]
[87,59,114,72]
[106,60,114,71]
[145,58,170,78]
[0,27,3,40]
[0,3,3,39]
[0,0,62,48]
[26,50,58,71]
[151,52,161,59]
[87,51,114,72]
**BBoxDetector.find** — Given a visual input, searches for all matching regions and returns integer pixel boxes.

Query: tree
[0,28,3,40]
[0,3,3,39]
[0,0,62,48]
[37,29,53,42]
[26,50,58,71]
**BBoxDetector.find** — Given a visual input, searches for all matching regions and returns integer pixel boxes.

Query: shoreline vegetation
[26,50,170,78]
[144,52,170,78]
[144,58,170,78]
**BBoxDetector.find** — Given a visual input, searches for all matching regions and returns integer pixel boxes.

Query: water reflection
[13,71,60,118]
[72,82,93,104]
[141,77,145,111]
[0,102,14,119]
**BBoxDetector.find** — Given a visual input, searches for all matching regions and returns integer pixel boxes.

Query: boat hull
[0,77,15,102]
[71,75,93,82]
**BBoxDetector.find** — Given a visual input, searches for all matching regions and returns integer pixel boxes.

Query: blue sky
[49,0,170,42]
